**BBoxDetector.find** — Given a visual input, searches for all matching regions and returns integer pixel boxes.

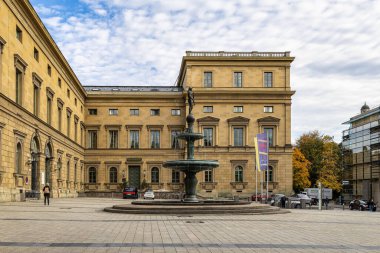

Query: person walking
[368,199,374,212]
[42,183,50,206]
[325,197,329,210]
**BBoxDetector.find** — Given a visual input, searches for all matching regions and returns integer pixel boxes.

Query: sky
[29,0,380,143]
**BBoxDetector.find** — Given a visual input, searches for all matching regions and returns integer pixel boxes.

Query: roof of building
[343,104,380,124]
[84,86,183,92]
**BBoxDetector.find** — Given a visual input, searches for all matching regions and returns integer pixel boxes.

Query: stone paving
[0,198,379,252]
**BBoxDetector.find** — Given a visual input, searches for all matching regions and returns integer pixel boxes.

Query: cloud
[31,0,380,142]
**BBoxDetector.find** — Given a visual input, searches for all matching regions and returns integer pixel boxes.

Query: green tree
[296,131,326,186]
[293,148,311,192]
[319,141,342,192]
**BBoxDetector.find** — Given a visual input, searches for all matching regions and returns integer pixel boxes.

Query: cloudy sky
[30,0,380,143]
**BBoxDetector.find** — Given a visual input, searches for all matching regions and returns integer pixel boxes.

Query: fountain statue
[163,87,219,202]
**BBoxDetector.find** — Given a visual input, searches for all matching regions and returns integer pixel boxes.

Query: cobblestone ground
[0,198,379,253]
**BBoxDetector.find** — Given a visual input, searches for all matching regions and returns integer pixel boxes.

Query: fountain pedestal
[163,113,219,203]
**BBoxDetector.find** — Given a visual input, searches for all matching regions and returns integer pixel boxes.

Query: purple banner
[257,133,269,171]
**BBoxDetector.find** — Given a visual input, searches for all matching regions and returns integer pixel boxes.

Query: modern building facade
[342,104,380,203]
[0,0,295,202]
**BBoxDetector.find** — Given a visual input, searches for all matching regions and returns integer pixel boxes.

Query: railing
[186,51,290,57]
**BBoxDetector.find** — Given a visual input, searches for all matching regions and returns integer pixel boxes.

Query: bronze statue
[188,87,194,114]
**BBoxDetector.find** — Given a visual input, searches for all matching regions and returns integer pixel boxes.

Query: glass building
[342,103,380,203]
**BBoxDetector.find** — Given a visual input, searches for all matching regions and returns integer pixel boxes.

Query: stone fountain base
[104,200,289,215]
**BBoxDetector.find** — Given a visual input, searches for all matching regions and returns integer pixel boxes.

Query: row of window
[203,71,274,88]
[87,166,274,184]
[89,106,274,116]
[15,25,82,114]
[88,126,275,149]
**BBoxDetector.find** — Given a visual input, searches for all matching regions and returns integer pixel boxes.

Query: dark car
[348,199,376,211]
[123,187,138,199]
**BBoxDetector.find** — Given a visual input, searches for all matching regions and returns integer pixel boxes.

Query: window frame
[203,127,214,147]
[88,109,98,115]
[203,106,213,113]
[150,109,160,116]
[151,167,160,183]
[88,167,97,183]
[203,71,213,87]
[171,109,181,116]
[130,109,139,116]
[150,130,160,149]
[108,130,119,149]
[234,165,244,182]
[172,170,180,183]
[205,169,213,182]
[233,72,243,87]
[233,127,244,147]
[109,109,118,116]
[16,26,22,42]
[109,167,118,183]
[264,72,273,88]
[130,130,140,149]
[88,130,98,149]
[233,106,243,113]
[264,106,274,113]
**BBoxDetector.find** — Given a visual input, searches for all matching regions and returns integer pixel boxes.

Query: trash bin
[19,189,25,202]
[300,199,306,209]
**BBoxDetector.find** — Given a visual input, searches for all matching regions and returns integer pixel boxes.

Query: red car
[122,187,138,199]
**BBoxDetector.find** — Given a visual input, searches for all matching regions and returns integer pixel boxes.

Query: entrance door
[128,166,141,188]
[31,160,38,192]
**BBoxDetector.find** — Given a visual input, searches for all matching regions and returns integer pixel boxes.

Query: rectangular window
[150,109,160,116]
[171,130,181,149]
[67,114,71,137]
[74,98,77,106]
[58,78,61,87]
[205,169,213,182]
[15,69,22,105]
[203,106,213,113]
[130,130,139,149]
[33,85,39,116]
[203,128,213,147]
[58,107,62,131]
[204,72,212,87]
[265,167,273,182]
[48,65,52,76]
[234,72,242,87]
[264,106,273,113]
[88,131,98,149]
[16,26,22,42]
[47,97,52,125]
[67,89,70,98]
[109,109,118,115]
[109,130,118,149]
[34,48,39,61]
[74,121,78,142]
[172,170,180,183]
[171,109,181,116]
[150,130,160,149]
[88,109,97,115]
[130,109,139,116]
[233,106,243,113]
[233,127,244,146]
[264,127,274,147]
[264,72,273,87]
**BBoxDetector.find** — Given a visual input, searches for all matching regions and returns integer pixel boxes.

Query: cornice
[257,116,281,123]
[14,54,28,71]
[104,124,122,130]
[125,125,143,129]
[146,125,164,130]
[32,72,43,86]
[227,116,250,123]
[197,116,220,123]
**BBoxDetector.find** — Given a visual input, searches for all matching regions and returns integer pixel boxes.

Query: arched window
[235,166,243,182]
[89,167,96,183]
[57,158,62,180]
[265,166,273,182]
[16,142,22,174]
[151,167,159,183]
[109,167,118,183]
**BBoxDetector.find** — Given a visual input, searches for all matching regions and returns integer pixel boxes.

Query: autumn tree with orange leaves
[293,148,311,193]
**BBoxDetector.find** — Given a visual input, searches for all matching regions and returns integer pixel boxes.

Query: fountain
[162,87,219,202]
[104,88,288,214]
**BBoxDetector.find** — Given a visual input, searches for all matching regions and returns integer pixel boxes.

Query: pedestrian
[281,196,286,208]
[42,183,50,206]
[325,197,329,210]
[368,199,374,212]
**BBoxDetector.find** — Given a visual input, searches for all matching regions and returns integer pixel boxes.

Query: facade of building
[0,0,295,202]
[342,104,380,203]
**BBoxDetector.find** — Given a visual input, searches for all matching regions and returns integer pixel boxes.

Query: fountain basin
[176,132,204,141]
[163,160,219,172]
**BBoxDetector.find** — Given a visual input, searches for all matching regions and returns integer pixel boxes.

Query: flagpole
[255,164,258,203]
[266,135,269,204]
[260,170,263,204]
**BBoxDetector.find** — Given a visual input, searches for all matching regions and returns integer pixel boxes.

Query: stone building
[0,0,295,201]
[342,103,380,203]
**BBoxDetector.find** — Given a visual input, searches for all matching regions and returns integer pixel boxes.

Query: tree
[319,141,342,192]
[293,148,311,192]
[296,131,324,186]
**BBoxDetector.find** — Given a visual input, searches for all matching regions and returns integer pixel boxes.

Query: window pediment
[257,116,280,123]
[197,116,220,123]
[14,54,28,71]
[227,116,250,123]
[32,72,43,87]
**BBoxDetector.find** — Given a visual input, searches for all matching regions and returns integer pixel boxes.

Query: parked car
[287,193,312,208]
[349,199,376,211]
[270,194,285,206]
[144,189,155,200]
[122,187,138,199]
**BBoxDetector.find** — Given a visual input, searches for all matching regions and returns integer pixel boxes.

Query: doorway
[128,166,141,188]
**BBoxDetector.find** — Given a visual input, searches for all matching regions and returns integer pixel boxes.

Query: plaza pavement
[0,198,379,253]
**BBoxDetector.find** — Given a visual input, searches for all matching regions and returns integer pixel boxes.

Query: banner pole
[266,134,269,203]
[255,164,258,203]
[260,171,263,204]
